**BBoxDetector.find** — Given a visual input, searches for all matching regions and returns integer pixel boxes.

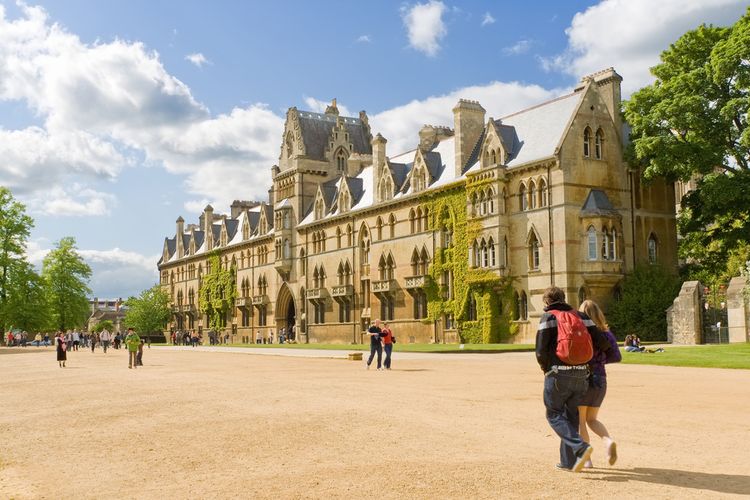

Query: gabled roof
[225,219,239,240]
[498,91,583,167]
[181,233,190,251]
[581,189,619,216]
[389,162,409,192]
[464,129,486,173]
[321,177,339,208]
[297,112,372,160]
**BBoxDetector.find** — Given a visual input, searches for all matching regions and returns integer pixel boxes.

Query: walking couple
[365,319,395,371]
[536,286,621,472]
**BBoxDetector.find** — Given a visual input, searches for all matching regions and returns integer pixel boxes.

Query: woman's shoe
[607,441,617,465]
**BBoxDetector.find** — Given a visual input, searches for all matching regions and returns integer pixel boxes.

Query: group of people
[55,327,145,369]
[364,319,395,370]
[5,331,51,347]
[536,286,622,472]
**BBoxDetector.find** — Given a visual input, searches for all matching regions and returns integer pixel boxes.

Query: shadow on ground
[585,467,750,495]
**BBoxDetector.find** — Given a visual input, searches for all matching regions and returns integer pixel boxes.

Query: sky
[0,0,746,299]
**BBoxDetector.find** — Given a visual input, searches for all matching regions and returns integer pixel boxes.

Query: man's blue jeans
[543,370,589,468]
[367,344,382,368]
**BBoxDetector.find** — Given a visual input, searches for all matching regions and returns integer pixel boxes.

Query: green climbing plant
[423,187,516,343]
[198,253,237,330]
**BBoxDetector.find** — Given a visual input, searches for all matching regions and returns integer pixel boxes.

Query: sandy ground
[1,345,749,499]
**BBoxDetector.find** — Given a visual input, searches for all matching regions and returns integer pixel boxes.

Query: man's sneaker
[573,445,593,473]
[555,463,570,471]
[365,364,370,370]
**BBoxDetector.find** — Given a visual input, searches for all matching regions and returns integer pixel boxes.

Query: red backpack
[549,309,593,365]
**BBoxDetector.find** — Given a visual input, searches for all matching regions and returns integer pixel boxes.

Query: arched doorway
[276,283,296,340]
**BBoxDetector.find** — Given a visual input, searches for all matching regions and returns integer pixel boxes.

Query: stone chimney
[371,133,387,192]
[453,99,485,176]
[204,204,214,251]
[230,200,260,219]
[176,216,185,258]
[325,98,339,116]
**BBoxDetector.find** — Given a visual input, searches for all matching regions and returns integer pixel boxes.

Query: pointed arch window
[602,228,610,260]
[529,232,541,270]
[389,214,396,239]
[376,217,383,240]
[335,148,348,172]
[540,179,548,207]
[489,237,496,267]
[360,230,371,265]
[647,234,658,263]
[467,293,478,321]
[409,209,416,234]
[314,199,325,220]
[609,228,617,260]
[519,184,528,211]
[583,127,592,157]
[595,129,603,159]
[587,226,597,261]
[346,224,353,247]
[529,182,537,210]
[488,188,495,214]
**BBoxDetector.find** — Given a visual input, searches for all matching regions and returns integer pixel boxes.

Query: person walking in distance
[90,331,98,353]
[536,286,611,472]
[365,319,384,370]
[577,300,622,468]
[100,328,111,354]
[381,322,395,370]
[125,328,141,369]
[56,331,67,367]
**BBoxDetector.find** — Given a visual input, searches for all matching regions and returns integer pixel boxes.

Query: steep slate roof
[581,189,619,216]
[225,219,239,239]
[343,176,364,205]
[321,178,339,209]
[389,162,409,191]
[422,151,445,181]
[297,112,372,160]
[181,234,190,251]
[498,91,583,167]
[464,129,486,173]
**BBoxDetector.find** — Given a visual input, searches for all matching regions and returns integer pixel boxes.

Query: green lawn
[197,342,535,353]
[620,343,750,369]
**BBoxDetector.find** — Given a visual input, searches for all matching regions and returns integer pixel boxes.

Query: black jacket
[535,302,610,372]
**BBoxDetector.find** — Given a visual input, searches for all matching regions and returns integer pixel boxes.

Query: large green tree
[42,237,92,331]
[124,285,171,336]
[2,260,51,332]
[623,8,750,281]
[0,187,35,332]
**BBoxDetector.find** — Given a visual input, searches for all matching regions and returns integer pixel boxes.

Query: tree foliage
[2,260,51,332]
[624,8,750,281]
[608,264,681,342]
[92,320,114,333]
[0,187,35,332]
[42,237,92,331]
[124,285,170,334]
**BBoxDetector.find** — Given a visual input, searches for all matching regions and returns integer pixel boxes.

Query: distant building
[157,68,678,344]
[87,298,127,333]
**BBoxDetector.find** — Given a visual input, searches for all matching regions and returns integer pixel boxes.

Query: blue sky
[0,0,746,298]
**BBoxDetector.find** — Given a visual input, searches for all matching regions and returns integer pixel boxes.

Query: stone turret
[453,99,485,176]
[203,204,214,251]
[176,216,185,258]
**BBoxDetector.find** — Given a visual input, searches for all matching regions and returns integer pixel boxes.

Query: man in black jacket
[536,286,610,472]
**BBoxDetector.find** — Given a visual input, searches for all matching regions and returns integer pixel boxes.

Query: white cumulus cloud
[356,35,372,43]
[24,184,117,216]
[185,52,209,67]
[302,96,353,118]
[539,0,748,95]
[481,12,495,27]
[401,1,447,57]
[0,3,283,212]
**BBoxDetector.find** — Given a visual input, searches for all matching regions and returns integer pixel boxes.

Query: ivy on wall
[198,252,237,330]
[424,187,517,343]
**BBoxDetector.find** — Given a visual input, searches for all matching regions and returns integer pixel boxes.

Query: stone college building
[157,68,677,344]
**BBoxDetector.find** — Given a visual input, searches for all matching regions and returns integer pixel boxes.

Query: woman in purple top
[578,300,622,468]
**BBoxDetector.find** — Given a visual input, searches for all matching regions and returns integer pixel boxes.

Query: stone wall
[667,281,702,345]
[726,276,749,343]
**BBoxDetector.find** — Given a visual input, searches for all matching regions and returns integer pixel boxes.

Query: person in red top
[381,322,394,370]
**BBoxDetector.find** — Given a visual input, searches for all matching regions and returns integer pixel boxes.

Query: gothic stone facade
[157,68,677,344]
